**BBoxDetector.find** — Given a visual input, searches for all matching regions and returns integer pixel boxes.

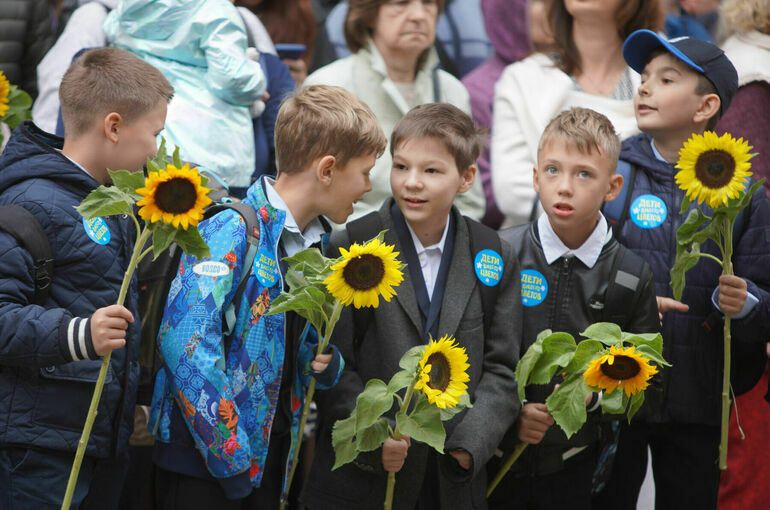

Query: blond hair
[391,103,484,173]
[538,108,621,167]
[59,47,173,138]
[721,0,770,35]
[274,85,387,175]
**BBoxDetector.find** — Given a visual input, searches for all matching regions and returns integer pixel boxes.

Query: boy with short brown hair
[150,84,388,507]
[302,103,521,510]
[0,47,173,509]
[492,107,659,510]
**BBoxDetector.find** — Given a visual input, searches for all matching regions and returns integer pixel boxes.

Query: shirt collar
[650,139,669,163]
[537,212,611,268]
[406,214,451,256]
[264,177,324,248]
[57,149,95,180]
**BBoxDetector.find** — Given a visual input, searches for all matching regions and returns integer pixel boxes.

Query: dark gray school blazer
[301,201,522,510]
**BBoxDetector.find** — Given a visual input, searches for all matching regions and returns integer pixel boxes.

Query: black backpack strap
[601,244,646,328]
[205,202,260,337]
[345,212,383,352]
[464,217,502,337]
[0,205,54,305]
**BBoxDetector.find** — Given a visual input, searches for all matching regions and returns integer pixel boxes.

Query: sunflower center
[154,177,198,214]
[342,254,385,290]
[600,355,641,380]
[694,150,736,190]
[425,353,451,392]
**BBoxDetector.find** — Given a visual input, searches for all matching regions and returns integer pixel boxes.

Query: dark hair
[249,0,316,64]
[391,103,484,172]
[548,0,665,75]
[345,0,445,54]
[59,47,173,138]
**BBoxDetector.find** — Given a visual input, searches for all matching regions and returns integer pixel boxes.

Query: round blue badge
[630,194,667,229]
[521,269,547,307]
[254,248,279,287]
[82,217,110,245]
[474,249,503,287]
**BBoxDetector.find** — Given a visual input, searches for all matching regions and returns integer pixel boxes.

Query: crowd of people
[1,0,769,509]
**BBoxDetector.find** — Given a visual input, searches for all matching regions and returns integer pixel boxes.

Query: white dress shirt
[406,216,451,300]
[537,212,611,268]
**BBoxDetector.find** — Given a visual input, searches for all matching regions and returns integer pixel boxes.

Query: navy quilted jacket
[614,133,770,426]
[0,121,140,457]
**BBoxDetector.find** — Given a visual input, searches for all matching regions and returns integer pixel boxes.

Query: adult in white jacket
[305,0,485,222]
[491,0,664,227]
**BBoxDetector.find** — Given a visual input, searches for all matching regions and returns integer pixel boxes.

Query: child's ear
[103,112,122,143]
[604,172,624,202]
[458,164,477,193]
[532,165,540,194]
[693,93,721,126]
[315,155,337,185]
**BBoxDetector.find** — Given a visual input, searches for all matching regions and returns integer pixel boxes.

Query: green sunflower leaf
[528,332,577,385]
[438,392,472,421]
[564,340,604,374]
[151,224,178,259]
[626,390,646,422]
[601,388,626,414]
[633,344,671,368]
[108,169,145,198]
[354,379,394,434]
[396,396,445,453]
[171,225,210,259]
[399,345,426,372]
[75,186,133,219]
[172,145,182,168]
[545,372,591,438]
[675,207,711,245]
[355,418,390,452]
[515,330,550,402]
[670,242,700,300]
[332,411,358,470]
[679,192,692,215]
[581,323,622,346]
[283,247,329,277]
[387,369,416,395]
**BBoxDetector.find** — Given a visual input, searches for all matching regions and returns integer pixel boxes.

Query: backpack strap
[601,244,646,328]
[464,217,501,337]
[0,205,54,305]
[204,202,260,337]
[603,160,636,236]
[345,212,383,353]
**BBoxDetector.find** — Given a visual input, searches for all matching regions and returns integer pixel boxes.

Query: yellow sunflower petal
[135,163,212,230]
[415,335,470,409]
[583,345,658,396]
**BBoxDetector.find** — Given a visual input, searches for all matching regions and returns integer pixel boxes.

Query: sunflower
[675,131,753,209]
[414,335,470,409]
[323,238,403,308]
[0,71,10,118]
[583,345,658,397]
[136,163,212,230]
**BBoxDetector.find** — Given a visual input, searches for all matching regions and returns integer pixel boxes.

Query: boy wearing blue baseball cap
[594,30,770,510]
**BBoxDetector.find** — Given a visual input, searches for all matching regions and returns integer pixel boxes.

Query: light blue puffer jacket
[103,0,266,187]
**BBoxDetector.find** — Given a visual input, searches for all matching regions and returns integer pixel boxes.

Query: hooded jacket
[0,121,141,457]
[615,133,770,426]
[103,0,266,188]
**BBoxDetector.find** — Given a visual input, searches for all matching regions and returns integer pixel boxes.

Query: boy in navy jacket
[0,48,173,509]
[595,31,770,509]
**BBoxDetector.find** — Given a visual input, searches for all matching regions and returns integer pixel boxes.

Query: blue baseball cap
[622,29,738,115]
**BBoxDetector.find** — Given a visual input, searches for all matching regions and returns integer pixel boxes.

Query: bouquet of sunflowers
[487,323,668,496]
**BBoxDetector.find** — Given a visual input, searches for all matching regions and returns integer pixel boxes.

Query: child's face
[533,139,622,249]
[390,136,474,237]
[635,52,710,139]
[109,101,167,175]
[324,153,376,224]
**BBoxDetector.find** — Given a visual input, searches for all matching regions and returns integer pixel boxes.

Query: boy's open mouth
[404,197,427,207]
[553,202,574,217]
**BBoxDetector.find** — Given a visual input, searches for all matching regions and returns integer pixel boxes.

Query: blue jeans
[0,447,128,510]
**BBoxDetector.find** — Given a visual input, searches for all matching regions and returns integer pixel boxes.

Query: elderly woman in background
[304,0,485,222]
[491,0,664,227]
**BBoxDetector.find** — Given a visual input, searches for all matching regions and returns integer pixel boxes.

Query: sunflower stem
[487,442,528,498]
[61,226,151,509]
[383,380,417,510]
[699,253,724,266]
[719,216,733,470]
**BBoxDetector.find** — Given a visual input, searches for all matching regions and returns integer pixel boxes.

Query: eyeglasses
[382,0,439,15]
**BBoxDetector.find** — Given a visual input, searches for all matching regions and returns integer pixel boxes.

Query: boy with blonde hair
[150,85,388,507]
[595,31,770,510]
[302,103,521,510]
[492,107,659,510]
[0,47,173,509]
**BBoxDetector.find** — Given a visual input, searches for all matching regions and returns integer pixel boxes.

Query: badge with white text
[630,194,667,229]
[192,261,230,277]
[474,249,503,287]
[254,248,280,287]
[521,269,547,307]
[82,217,110,245]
